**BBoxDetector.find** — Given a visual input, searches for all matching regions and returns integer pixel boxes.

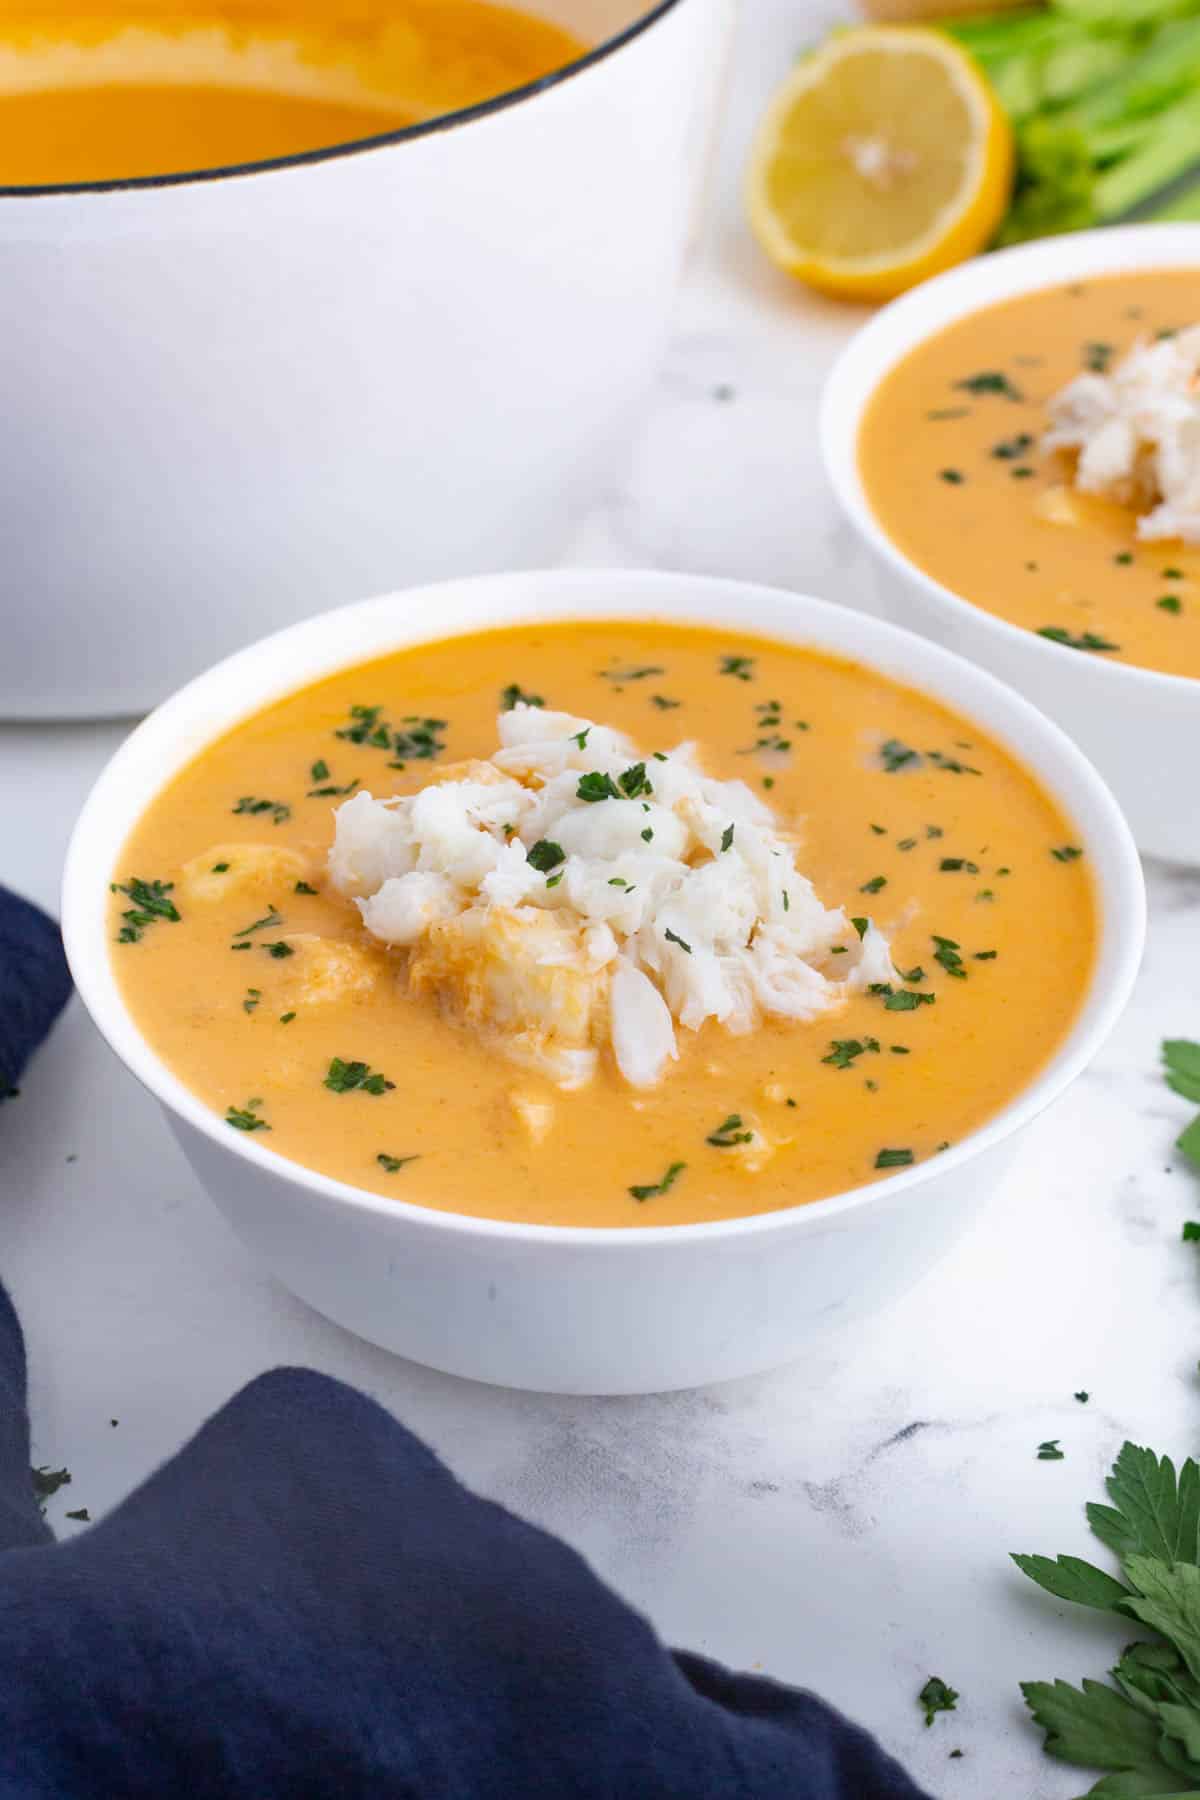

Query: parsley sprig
[111,877,180,944]
[1164,1039,1200,1167]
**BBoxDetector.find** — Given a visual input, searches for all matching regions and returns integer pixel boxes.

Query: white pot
[820,223,1200,868]
[62,569,1144,1393]
[2,0,735,719]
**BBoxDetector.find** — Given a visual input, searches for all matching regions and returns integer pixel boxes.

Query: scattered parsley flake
[576,771,620,804]
[919,1676,959,1727]
[939,468,965,485]
[721,824,735,853]
[377,1153,420,1174]
[233,796,290,825]
[233,910,281,939]
[706,1113,754,1148]
[956,370,1022,400]
[860,875,887,894]
[501,683,544,711]
[111,876,181,944]
[1036,1439,1065,1461]
[933,935,967,979]
[32,1466,71,1507]
[1073,1391,1089,1404]
[851,917,869,939]
[599,664,664,683]
[664,927,692,955]
[824,1039,880,1070]
[324,1058,394,1096]
[1037,627,1120,653]
[618,762,652,799]
[527,840,565,873]
[1183,1221,1200,1243]
[294,881,318,895]
[280,1012,296,1025]
[1051,845,1083,862]
[719,654,755,681]
[650,694,681,711]
[629,1161,686,1202]
[226,1100,269,1132]
[264,941,294,960]
[1157,595,1182,614]
[875,1147,914,1169]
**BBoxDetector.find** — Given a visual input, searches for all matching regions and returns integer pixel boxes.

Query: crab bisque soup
[109,621,1096,1228]
[0,1,585,185]
[859,269,1200,681]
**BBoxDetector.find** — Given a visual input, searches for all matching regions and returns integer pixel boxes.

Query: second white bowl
[821,223,1200,867]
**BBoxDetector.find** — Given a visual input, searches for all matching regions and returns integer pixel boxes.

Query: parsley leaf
[875,1147,914,1169]
[1037,627,1121,654]
[576,771,620,804]
[1164,1041,1200,1166]
[527,840,565,873]
[226,1100,269,1132]
[111,876,181,944]
[377,1153,420,1174]
[629,1162,686,1203]
[324,1059,395,1096]
[706,1114,754,1148]
[233,795,290,825]
[501,683,544,711]
[719,654,755,681]
[721,824,735,853]
[918,1677,959,1727]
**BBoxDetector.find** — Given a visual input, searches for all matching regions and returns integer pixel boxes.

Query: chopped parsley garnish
[1050,845,1083,862]
[280,1012,296,1025]
[324,1058,395,1096]
[242,988,261,1014]
[233,910,282,939]
[32,1465,71,1507]
[851,917,869,939]
[571,728,591,750]
[664,927,692,954]
[870,823,886,836]
[1037,627,1120,653]
[1012,466,1035,479]
[991,432,1034,461]
[974,949,998,961]
[956,370,1022,400]
[932,935,967,979]
[1083,340,1114,373]
[211,862,230,873]
[1157,595,1183,613]
[878,987,935,1012]
[898,965,925,983]
[860,874,887,894]
[875,1147,914,1169]
[501,683,544,711]
[629,1161,686,1202]
[233,796,290,825]
[377,1153,420,1174]
[335,705,447,766]
[527,840,565,873]
[310,759,329,782]
[1163,566,1184,578]
[926,824,944,838]
[939,468,965,485]
[65,1508,90,1523]
[110,877,181,944]
[618,762,652,798]
[824,1038,880,1070]
[1182,1221,1200,1243]
[226,1099,269,1132]
[576,771,620,803]
[919,1677,959,1727]
[545,873,564,889]
[307,773,359,798]
[599,664,665,683]
[1073,1391,1089,1403]
[650,694,680,711]
[706,1114,754,1148]
[719,654,755,681]
[927,750,981,776]
[1114,551,1134,565]
[939,858,980,875]
[896,837,917,852]
[720,824,735,853]
[264,941,294,959]
[927,406,970,420]
[294,881,318,895]
[879,739,920,773]
[641,827,654,843]
[1036,1439,1065,1461]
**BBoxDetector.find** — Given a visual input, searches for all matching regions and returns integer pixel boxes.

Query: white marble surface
[3,4,1200,1795]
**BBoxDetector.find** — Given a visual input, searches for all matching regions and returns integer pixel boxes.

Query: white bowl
[2,0,735,719]
[821,223,1200,867]
[62,569,1145,1394]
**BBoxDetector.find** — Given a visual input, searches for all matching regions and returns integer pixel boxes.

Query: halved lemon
[746,26,1013,303]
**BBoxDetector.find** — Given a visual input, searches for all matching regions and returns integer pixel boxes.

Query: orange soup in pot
[109,620,1096,1228]
[858,269,1200,680]
[0,0,585,184]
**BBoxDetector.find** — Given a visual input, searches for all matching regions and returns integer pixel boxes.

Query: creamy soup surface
[111,621,1096,1228]
[859,269,1200,680]
[0,0,583,184]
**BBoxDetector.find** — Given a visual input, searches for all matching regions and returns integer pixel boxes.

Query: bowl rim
[820,221,1200,699]
[0,0,680,199]
[61,566,1146,1250]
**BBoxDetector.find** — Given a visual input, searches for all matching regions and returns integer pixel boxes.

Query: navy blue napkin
[0,884,931,1799]
[0,883,72,1101]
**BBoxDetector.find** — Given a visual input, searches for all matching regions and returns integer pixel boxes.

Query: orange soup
[858,269,1200,680]
[109,621,1096,1228]
[0,0,584,184]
